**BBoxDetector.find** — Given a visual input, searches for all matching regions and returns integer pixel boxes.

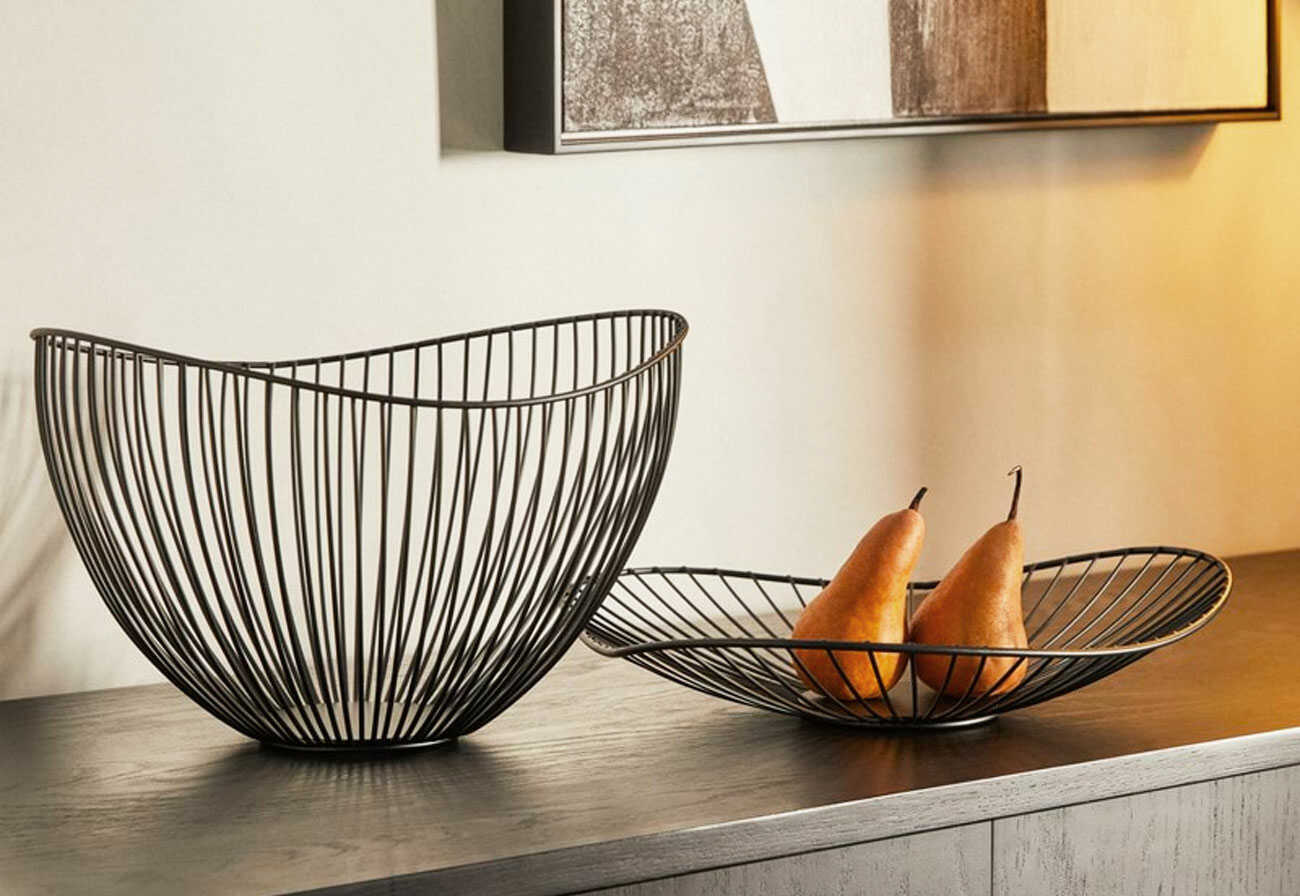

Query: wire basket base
[799,713,998,731]
[260,736,459,756]
[795,688,1003,730]
[256,699,467,753]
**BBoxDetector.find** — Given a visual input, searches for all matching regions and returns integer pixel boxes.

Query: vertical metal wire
[32,311,687,750]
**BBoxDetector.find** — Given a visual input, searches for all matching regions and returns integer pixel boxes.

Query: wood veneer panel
[588,824,991,896]
[889,0,1047,117]
[994,765,1300,894]
[1047,0,1271,113]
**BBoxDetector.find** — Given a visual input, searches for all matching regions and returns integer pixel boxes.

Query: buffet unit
[2,550,1297,895]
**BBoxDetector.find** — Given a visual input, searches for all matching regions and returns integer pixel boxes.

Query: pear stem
[909,486,928,511]
[1006,466,1023,520]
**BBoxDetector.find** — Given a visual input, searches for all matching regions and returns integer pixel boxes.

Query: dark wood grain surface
[2,551,1299,896]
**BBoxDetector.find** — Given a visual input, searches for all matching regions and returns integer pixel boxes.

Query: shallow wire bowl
[582,547,1231,729]
[32,310,686,752]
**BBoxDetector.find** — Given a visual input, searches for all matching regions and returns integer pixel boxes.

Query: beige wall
[1,1,1297,699]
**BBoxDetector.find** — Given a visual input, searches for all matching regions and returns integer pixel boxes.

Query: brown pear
[792,488,927,700]
[910,467,1030,698]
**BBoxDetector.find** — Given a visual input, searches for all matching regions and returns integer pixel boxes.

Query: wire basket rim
[30,309,689,410]
[582,545,1231,661]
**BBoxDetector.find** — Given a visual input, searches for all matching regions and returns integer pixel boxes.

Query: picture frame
[505,0,1281,154]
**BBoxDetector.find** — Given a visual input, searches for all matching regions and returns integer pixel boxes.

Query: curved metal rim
[582,546,1232,661]
[30,309,689,410]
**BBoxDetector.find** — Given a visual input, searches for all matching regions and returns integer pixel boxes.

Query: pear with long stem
[792,487,927,700]
[910,467,1029,698]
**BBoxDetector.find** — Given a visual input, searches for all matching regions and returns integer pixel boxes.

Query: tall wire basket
[33,310,686,751]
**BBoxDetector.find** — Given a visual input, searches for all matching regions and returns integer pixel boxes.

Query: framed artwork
[504,0,1280,154]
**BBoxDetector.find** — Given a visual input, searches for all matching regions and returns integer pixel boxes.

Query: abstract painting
[504,0,1277,153]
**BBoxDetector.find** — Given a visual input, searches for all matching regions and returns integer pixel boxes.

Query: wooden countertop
[3,550,1300,896]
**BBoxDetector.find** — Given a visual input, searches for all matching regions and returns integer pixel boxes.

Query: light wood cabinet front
[585,823,991,896]
[993,764,1300,895]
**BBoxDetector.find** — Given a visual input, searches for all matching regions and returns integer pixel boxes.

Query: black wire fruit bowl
[32,310,687,752]
[581,547,1231,729]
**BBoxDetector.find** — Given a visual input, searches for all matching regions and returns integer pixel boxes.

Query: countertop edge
[290,725,1300,896]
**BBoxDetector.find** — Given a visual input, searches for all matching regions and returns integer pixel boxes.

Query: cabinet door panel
[587,823,991,896]
[994,764,1300,895]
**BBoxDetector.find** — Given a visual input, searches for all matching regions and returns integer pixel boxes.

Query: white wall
[2,1,1298,699]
